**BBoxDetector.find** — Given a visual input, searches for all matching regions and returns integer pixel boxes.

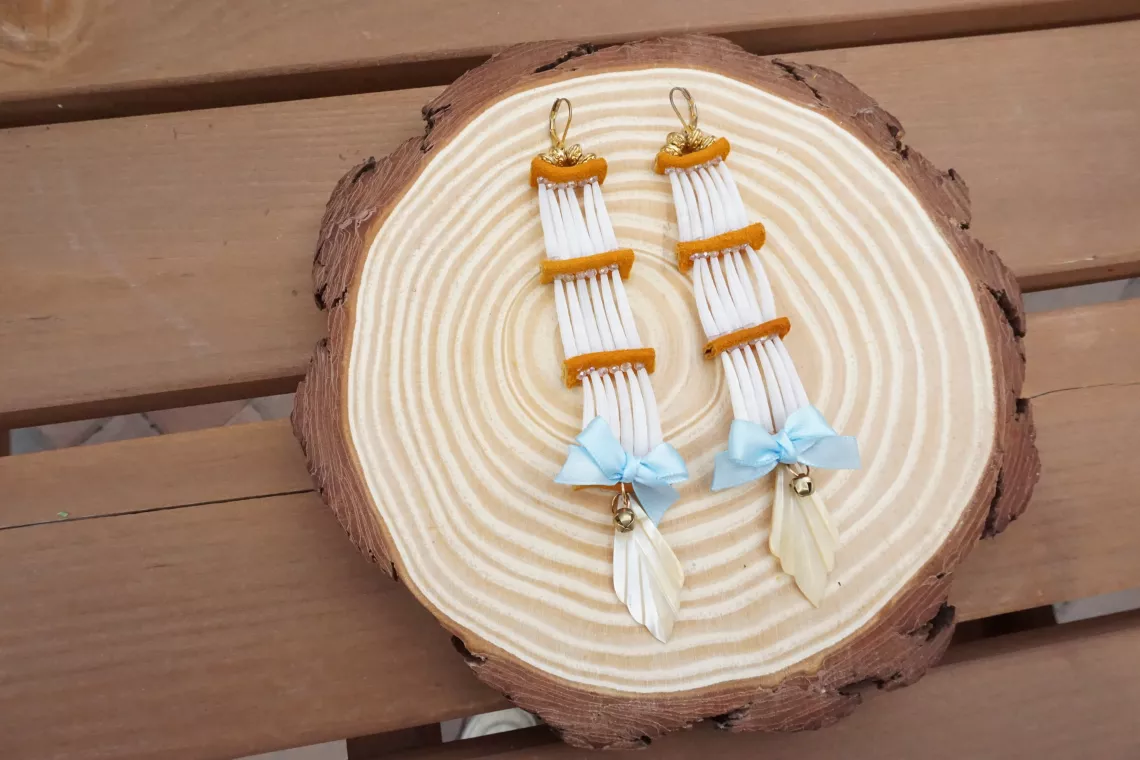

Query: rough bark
[293,35,1038,748]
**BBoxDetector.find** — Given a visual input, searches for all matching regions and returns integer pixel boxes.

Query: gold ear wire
[661,87,717,157]
[549,97,573,150]
[538,97,596,167]
[669,87,699,132]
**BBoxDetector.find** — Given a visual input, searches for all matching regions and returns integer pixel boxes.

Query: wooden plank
[0,492,507,760]
[346,725,443,759]
[390,728,556,760]
[951,298,1140,616]
[0,87,426,428]
[393,612,1140,759]
[3,22,1139,428]
[793,27,1140,291]
[2,0,1137,127]
[0,298,1137,760]
[0,419,312,529]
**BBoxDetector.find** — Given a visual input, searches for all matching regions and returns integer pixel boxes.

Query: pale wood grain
[306,35,1026,745]
[2,22,1138,427]
[1,0,1136,125]
[0,268,1130,760]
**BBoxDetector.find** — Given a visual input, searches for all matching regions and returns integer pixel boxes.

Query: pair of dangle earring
[531,93,860,642]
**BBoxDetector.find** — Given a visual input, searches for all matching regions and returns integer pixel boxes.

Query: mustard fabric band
[703,318,791,359]
[530,157,608,187]
[676,222,767,272]
[653,137,732,174]
[540,249,635,284]
[562,348,656,388]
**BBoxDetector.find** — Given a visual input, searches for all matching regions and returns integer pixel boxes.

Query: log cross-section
[294,36,1037,748]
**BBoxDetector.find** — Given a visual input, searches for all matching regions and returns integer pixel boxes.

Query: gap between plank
[3,9,1139,129]
[0,488,314,532]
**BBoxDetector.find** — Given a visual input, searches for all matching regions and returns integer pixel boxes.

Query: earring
[655,87,860,606]
[533,98,688,642]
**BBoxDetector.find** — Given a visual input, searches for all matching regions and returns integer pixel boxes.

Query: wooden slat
[346,725,443,759]
[0,419,312,529]
[0,298,1137,760]
[3,22,1140,428]
[0,88,425,427]
[395,612,1140,759]
[391,728,557,760]
[792,31,1140,292]
[2,0,1137,127]
[0,491,507,760]
[950,298,1140,616]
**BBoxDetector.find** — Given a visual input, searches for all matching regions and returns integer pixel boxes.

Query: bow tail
[711,451,774,491]
[613,500,684,643]
[769,466,838,607]
[631,480,679,525]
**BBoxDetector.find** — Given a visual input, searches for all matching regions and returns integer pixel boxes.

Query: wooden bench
[2,4,1140,758]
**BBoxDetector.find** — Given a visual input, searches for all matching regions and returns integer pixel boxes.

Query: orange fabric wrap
[703,318,791,359]
[530,157,608,187]
[540,249,635,284]
[676,222,767,272]
[562,348,656,388]
[653,137,732,174]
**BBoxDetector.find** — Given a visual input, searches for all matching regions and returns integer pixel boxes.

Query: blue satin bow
[555,416,688,525]
[711,405,860,491]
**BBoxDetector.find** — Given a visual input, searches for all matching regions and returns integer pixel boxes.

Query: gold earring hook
[549,97,573,150]
[669,87,699,131]
[538,97,596,167]
[660,87,717,158]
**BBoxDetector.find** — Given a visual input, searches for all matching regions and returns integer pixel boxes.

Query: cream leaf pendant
[612,492,684,643]
[770,466,838,606]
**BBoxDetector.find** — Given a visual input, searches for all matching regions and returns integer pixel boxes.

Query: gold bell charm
[612,488,636,532]
[791,468,814,497]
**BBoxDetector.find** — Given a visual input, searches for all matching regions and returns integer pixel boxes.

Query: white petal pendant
[612,493,685,643]
[770,466,838,606]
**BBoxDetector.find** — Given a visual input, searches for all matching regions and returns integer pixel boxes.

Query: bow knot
[555,417,688,525]
[712,406,860,491]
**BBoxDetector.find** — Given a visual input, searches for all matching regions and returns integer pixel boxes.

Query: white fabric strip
[666,161,807,432]
[537,179,661,457]
[540,172,685,641]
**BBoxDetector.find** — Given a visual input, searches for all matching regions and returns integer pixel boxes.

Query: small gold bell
[611,489,636,532]
[791,473,815,497]
[614,507,636,531]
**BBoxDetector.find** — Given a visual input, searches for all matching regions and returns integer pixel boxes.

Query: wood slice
[293,36,1038,748]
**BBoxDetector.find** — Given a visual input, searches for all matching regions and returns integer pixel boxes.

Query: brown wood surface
[0,296,1135,759]
[1,0,1137,127]
[0,488,507,760]
[2,21,1140,428]
[389,728,558,760]
[0,419,312,529]
[296,34,1037,747]
[390,611,1140,759]
[347,724,443,759]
